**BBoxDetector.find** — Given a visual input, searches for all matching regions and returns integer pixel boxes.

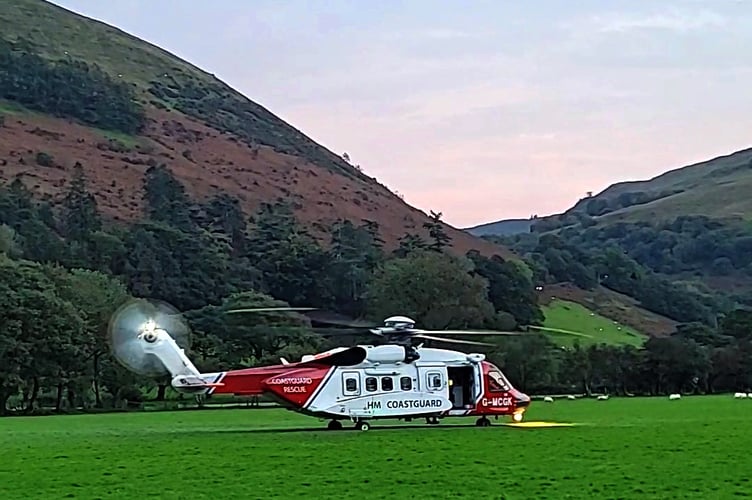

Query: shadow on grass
[199,421,575,435]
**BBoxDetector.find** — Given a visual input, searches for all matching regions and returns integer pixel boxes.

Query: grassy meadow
[0,395,750,499]
[541,299,647,347]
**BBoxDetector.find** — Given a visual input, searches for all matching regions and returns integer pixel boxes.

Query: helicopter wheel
[475,417,491,427]
[426,416,440,425]
[355,421,370,431]
[327,420,343,430]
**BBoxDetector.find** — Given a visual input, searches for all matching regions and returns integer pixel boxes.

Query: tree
[60,162,101,241]
[0,224,21,258]
[246,202,333,308]
[422,211,451,252]
[328,220,384,316]
[46,267,131,407]
[121,221,234,311]
[366,251,495,329]
[0,256,84,414]
[142,165,193,231]
[466,251,544,326]
[718,309,752,340]
[394,233,428,257]
[185,291,323,370]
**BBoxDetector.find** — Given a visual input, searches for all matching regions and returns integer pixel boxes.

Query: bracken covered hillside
[0,0,512,258]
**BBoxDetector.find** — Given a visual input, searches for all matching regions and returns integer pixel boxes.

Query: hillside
[0,0,512,259]
[566,147,752,224]
[465,218,534,237]
[485,146,752,333]
[471,147,752,239]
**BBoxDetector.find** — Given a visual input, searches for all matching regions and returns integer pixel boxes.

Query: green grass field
[1,396,750,499]
[541,300,646,347]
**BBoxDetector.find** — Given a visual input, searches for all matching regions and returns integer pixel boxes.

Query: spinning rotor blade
[303,310,382,329]
[310,327,380,337]
[416,329,526,336]
[108,298,191,377]
[413,334,495,346]
[226,307,318,314]
[526,325,592,338]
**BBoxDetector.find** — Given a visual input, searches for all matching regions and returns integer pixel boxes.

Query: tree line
[0,38,145,134]
[496,231,729,325]
[501,316,752,396]
[2,162,751,415]
[0,163,542,414]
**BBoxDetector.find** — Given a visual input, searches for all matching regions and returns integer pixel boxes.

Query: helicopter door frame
[416,364,447,396]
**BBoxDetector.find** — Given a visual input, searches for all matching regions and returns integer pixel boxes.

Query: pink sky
[54,0,752,227]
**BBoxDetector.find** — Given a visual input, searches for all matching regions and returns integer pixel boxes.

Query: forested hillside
[4,165,751,414]
[0,0,510,257]
[494,146,752,308]
[482,145,752,398]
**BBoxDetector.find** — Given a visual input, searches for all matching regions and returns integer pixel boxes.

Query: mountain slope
[471,147,752,238]
[465,218,534,237]
[489,146,752,330]
[567,147,752,224]
[0,0,513,258]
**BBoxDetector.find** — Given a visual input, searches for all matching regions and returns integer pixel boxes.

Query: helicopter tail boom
[139,328,225,392]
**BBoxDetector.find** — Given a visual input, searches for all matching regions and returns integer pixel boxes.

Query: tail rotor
[108,298,191,377]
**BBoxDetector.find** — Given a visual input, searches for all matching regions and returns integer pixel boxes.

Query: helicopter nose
[514,392,531,408]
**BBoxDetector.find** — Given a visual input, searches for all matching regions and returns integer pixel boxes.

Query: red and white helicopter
[109,300,532,431]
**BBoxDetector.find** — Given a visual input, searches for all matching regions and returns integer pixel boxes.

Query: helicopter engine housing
[364,345,408,364]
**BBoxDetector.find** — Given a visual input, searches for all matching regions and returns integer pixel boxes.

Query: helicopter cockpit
[488,369,511,392]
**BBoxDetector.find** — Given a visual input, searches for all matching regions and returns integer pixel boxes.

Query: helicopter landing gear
[475,417,491,427]
[327,420,343,430]
[426,416,440,425]
[355,420,370,431]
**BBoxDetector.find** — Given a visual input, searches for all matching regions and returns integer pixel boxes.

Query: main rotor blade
[305,311,382,329]
[526,325,592,338]
[226,307,318,314]
[311,327,381,337]
[416,329,526,336]
[414,334,495,346]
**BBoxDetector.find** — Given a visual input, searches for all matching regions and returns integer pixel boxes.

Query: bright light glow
[139,319,157,335]
[513,413,523,422]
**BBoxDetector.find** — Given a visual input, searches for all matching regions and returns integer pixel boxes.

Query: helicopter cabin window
[400,376,412,391]
[365,377,377,392]
[488,370,511,392]
[342,372,360,396]
[381,377,394,391]
[427,372,443,390]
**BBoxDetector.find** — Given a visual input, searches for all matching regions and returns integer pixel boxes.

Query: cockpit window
[488,370,510,392]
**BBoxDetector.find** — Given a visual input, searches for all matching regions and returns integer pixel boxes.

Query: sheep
[669,393,681,400]
[567,395,576,400]
[734,392,748,399]
[597,395,609,401]
[543,396,554,403]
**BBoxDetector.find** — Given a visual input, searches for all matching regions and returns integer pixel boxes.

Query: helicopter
[108,300,537,431]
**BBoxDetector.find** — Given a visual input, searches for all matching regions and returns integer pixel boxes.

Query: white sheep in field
[543,396,554,403]
[567,395,576,400]
[669,393,681,400]
[597,395,609,400]
[734,392,748,399]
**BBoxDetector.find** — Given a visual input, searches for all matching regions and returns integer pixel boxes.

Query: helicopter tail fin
[131,329,224,392]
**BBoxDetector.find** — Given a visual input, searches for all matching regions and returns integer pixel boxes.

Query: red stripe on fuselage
[208,362,333,408]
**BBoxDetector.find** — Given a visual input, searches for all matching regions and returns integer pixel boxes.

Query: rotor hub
[108,298,191,377]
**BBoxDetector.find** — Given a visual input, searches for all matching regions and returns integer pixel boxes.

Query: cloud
[591,8,726,33]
